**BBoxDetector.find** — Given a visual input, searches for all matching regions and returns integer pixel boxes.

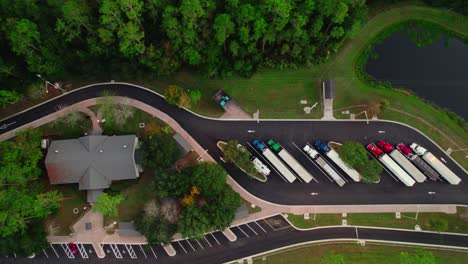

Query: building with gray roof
[45,135,139,202]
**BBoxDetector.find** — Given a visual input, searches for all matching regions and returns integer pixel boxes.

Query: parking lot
[0,243,98,260]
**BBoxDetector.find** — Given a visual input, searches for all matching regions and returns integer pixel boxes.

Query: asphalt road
[2,215,468,263]
[0,83,466,205]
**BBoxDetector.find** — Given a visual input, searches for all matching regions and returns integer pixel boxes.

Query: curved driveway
[0,83,466,205]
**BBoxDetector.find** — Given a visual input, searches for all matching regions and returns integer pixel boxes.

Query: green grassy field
[287,207,468,234]
[251,242,468,264]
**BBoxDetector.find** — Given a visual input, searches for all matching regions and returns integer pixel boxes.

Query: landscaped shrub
[339,142,383,183]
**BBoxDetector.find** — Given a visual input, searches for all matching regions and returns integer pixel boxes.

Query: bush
[140,135,181,170]
[339,142,383,183]
[135,214,177,245]
[189,90,202,105]
[164,85,191,108]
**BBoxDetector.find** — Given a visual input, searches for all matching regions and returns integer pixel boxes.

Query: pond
[365,29,468,120]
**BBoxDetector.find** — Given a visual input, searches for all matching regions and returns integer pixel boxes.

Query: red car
[367,143,383,158]
[397,143,412,156]
[68,242,78,255]
[377,140,394,153]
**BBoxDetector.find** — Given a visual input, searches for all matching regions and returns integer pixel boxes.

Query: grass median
[251,242,468,264]
[287,207,468,234]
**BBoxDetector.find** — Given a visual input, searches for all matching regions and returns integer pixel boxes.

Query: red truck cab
[377,140,394,153]
[397,143,412,156]
[367,143,383,158]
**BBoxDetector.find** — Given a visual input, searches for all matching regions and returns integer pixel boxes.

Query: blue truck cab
[314,140,330,154]
[252,139,267,152]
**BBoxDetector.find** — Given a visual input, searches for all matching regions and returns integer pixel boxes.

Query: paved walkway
[77,106,102,135]
[322,99,335,120]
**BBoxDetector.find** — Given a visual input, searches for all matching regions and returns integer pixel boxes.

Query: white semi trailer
[367,143,416,187]
[377,141,426,183]
[410,143,461,185]
[252,140,296,183]
[268,140,314,183]
[303,144,346,187]
[314,140,360,182]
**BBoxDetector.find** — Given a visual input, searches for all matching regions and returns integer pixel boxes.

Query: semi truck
[397,143,440,181]
[367,143,416,187]
[314,140,361,182]
[377,141,426,183]
[410,143,461,185]
[268,139,314,183]
[303,144,346,187]
[251,157,271,177]
[252,140,296,183]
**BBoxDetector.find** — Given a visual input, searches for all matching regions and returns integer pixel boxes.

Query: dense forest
[0,0,368,104]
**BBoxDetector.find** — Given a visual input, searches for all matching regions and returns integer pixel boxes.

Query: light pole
[36,74,65,93]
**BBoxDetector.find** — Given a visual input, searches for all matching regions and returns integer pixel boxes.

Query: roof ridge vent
[54,150,59,153]
[99,149,103,153]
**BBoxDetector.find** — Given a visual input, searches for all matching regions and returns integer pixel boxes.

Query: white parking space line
[245,223,258,235]
[194,239,204,249]
[77,244,89,259]
[60,243,75,259]
[150,246,157,259]
[177,241,188,254]
[50,244,59,258]
[236,226,250,238]
[210,233,221,245]
[185,240,196,251]
[139,245,147,259]
[42,249,49,258]
[262,219,276,231]
[125,244,137,259]
[110,244,122,259]
[254,221,267,233]
[203,237,213,247]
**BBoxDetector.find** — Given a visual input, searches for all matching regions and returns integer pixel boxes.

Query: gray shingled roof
[45,135,139,190]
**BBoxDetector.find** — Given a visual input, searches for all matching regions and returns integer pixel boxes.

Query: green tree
[321,251,345,264]
[214,14,235,45]
[400,249,436,264]
[0,90,22,108]
[135,214,177,245]
[56,0,92,42]
[339,142,383,183]
[7,19,40,58]
[0,220,48,257]
[189,89,202,105]
[93,193,124,217]
[141,135,181,170]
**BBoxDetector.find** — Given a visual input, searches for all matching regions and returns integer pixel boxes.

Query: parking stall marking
[150,246,158,259]
[235,225,250,238]
[125,244,137,259]
[203,237,213,247]
[110,244,123,259]
[194,239,204,249]
[60,243,75,258]
[77,243,89,259]
[185,239,196,252]
[138,245,147,259]
[210,233,221,245]
[245,223,258,235]
[254,221,268,233]
[177,241,188,254]
[50,244,60,258]
[42,249,49,258]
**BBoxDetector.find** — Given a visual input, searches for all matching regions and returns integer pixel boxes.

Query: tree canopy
[140,135,181,170]
[0,0,368,108]
[0,129,62,256]
[93,193,124,217]
[338,142,383,183]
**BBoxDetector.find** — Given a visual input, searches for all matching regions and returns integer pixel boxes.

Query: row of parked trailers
[252,139,360,186]
[367,141,461,186]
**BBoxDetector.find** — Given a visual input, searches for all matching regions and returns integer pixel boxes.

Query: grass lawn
[38,113,91,139]
[287,207,468,234]
[241,198,262,215]
[104,171,155,227]
[45,184,89,236]
[287,214,342,229]
[251,242,468,264]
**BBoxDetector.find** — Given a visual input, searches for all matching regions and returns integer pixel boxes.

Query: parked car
[68,242,78,255]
